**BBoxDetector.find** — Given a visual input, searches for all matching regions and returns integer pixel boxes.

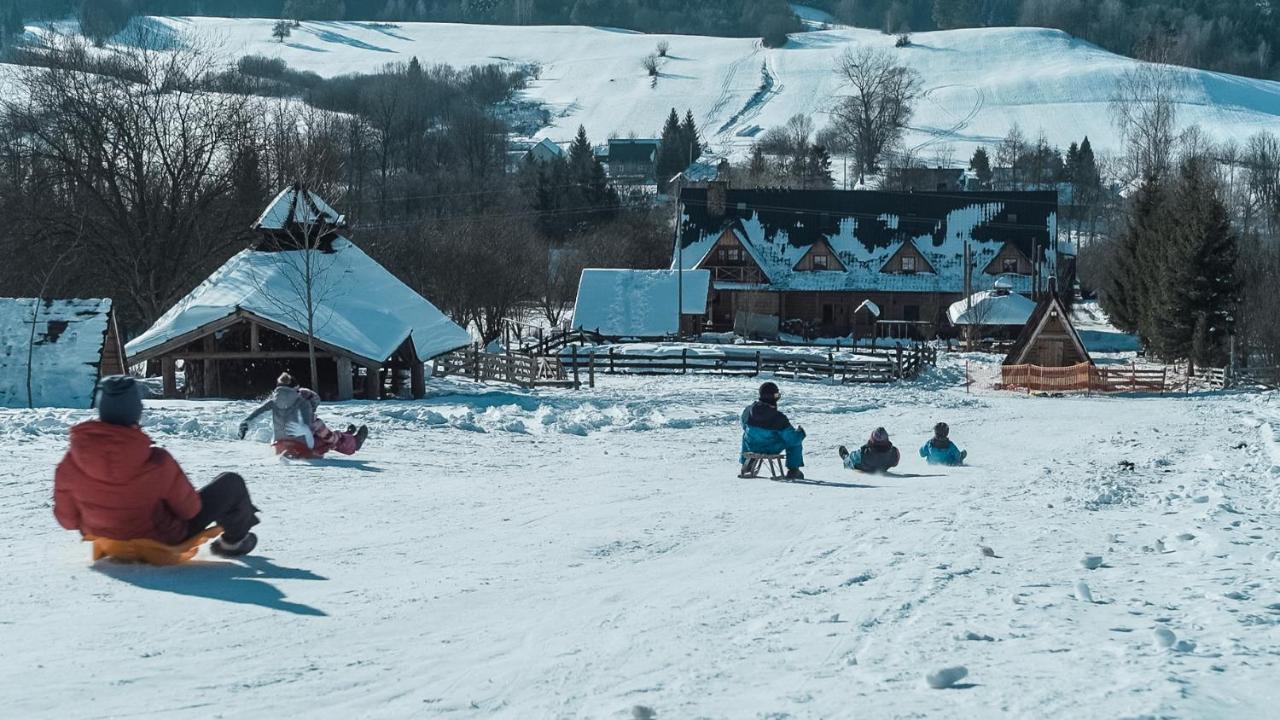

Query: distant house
[126,185,471,401]
[1003,287,1091,367]
[507,138,565,170]
[603,138,660,185]
[572,269,711,338]
[0,298,126,409]
[674,184,1062,340]
[885,167,977,193]
[948,277,1037,340]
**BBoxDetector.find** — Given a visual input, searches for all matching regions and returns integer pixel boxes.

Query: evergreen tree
[680,110,703,166]
[1076,137,1100,190]
[655,108,684,191]
[1102,173,1162,338]
[1150,156,1239,365]
[968,146,992,187]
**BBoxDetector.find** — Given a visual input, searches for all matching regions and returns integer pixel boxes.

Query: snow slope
[4,356,1280,717]
[80,16,1280,161]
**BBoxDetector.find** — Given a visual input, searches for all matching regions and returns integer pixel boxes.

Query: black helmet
[934,421,949,438]
[759,381,781,403]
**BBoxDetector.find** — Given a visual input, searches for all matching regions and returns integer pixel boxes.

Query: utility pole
[675,188,684,339]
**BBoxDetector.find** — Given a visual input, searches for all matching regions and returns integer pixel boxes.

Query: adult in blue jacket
[920,422,966,465]
[740,381,806,480]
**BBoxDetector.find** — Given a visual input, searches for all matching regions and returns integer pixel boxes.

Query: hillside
[73,17,1280,161]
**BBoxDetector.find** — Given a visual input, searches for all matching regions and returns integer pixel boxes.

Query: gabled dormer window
[901,256,916,273]
[1002,258,1019,274]
[813,254,829,270]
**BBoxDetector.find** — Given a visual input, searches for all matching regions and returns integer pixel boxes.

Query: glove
[796,425,806,438]
[238,421,249,440]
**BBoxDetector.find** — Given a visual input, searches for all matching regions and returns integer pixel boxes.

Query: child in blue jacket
[740,381,806,480]
[920,422,966,465]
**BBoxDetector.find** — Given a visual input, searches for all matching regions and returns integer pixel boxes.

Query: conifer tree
[680,110,703,166]
[1102,173,1162,338]
[968,147,992,187]
[655,108,684,191]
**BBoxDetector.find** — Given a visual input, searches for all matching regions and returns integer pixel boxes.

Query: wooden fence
[435,343,937,389]
[1001,362,1169,394]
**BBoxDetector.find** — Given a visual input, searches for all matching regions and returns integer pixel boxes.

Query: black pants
[187,472,260,543]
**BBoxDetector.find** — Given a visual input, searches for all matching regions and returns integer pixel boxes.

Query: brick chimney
[707,180,728,218]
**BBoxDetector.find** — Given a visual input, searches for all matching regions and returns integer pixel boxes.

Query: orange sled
[85,526,223,565]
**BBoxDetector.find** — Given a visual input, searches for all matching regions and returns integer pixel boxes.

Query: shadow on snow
[94,555,328,617]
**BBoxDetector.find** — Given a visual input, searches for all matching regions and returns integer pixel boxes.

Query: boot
[346,424,357,435]
[785,467,805,480]
[210,532,257,558]
[354,425,369,450]
[838,445,849,461]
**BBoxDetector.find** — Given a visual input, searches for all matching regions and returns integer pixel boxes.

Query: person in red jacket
[54,376,260,557]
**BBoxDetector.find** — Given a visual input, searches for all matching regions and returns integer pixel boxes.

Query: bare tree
[642,53,659,78]
[25,222,84,408]
[1110,62,1181,182]
[2,35,259,329]
[272,20,292,42]
[831,47,922,183]
[656,40,670,57]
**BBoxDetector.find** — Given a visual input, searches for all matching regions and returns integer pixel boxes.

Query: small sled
[86,526,223,566]
[273,439,327,460]
[740,453,786,480]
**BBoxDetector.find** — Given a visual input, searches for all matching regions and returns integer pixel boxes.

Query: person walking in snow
[740,381,807,480]
[839,427,901,474]
[239,373,367,457]
[919,422,966,466]
[54,375,260,557]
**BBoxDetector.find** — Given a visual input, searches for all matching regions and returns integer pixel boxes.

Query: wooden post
[755,350,762,377]
[828,351,834,379]
[249,322,260,353]
[895,346,903,379]
[608,346,615,374]
[365,365,381,400]
[473,344,482,383]
[588,352,595,388]
[571,345,580,389]
[202,335,219,398]
[411,360,425,400]
[682,348,688,374]
[337,357,354,400]
[162,357,178,399]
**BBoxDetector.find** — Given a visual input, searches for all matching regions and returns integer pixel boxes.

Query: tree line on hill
[0,36,667,343]
[6,1,1274,81]
[0,0,803,49]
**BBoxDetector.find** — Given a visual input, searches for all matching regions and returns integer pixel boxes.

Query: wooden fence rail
[435,342,937,389]
[1001,363,1169,393]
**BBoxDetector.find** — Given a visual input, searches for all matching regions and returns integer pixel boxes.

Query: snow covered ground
[22,16,1280,163]
[4,355,1280,718]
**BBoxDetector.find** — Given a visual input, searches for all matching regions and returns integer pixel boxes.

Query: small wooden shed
[0,298,127,408]
[126,186,471,400]
[1003,288,1091,368]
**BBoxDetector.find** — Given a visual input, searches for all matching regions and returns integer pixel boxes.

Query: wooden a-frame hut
[126,185,470,400]
[1002,286,1091,368]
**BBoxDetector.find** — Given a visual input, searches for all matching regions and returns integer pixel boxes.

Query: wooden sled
[274,439,327,460]
[86,526,223,566]
[740,453,786,480]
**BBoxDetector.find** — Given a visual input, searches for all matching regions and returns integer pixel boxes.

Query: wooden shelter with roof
[126,185,471,401]
[0,298,127,408]
[1002,286,1091,368]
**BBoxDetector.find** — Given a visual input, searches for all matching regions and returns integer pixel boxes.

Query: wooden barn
[1003,288,1091,368]
[126,185,471,401]
[0,298,127,408]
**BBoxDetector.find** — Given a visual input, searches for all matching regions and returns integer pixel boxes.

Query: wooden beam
[249,322,260,352]
[176,351,335,360]
[162,357,178,399]
[364,365,382,400]
[241,310,384,367]
[202,335,219,398]
[411,361,425,400]
[337,358,354,401]
[128,313,243,365]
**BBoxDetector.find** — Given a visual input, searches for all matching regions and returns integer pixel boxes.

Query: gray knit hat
[97,375,143,427]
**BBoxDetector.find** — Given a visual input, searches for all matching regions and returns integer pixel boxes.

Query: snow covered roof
[572,269,711,338]
[253,185,346,232]
[947,289,1037,326]
[0,298,118,409]
[126,239,470,364]
[677,188,1058,295]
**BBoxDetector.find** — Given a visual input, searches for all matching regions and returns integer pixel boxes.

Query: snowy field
[21,16,1280,163]
[4,356,1280,718]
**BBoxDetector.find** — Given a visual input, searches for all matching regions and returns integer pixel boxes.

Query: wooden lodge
[674,184,1068,341]
[126,186,471,401]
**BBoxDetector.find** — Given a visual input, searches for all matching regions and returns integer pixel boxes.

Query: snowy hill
[53,16,1280,161]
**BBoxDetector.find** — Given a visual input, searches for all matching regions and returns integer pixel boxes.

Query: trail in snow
[3,356,1280,717]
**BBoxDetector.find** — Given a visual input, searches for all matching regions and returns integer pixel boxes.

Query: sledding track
[3,366,1280,718]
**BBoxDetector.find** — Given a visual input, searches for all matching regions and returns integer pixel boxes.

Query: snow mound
[925,666,968,689]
